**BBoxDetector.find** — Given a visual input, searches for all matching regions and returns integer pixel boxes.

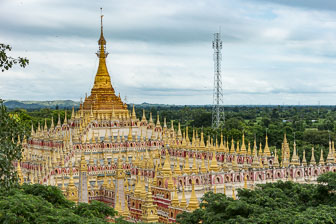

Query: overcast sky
[1,0,336,105]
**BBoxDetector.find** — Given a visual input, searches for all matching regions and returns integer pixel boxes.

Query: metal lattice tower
[212,32,225,129]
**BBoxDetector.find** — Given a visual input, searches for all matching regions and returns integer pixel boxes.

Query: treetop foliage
[0,43,29,72]
[177,172,336,224]
[0,184,117,224]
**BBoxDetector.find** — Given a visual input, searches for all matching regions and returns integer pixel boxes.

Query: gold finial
[98,7,106,47]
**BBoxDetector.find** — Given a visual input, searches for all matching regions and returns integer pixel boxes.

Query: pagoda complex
[16,15,336,223]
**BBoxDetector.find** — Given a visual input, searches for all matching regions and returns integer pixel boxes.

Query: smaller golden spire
[127,126,133,141]
[17,161,24,185]
[57,113,61,127]
[44,118,48,131]
[109,177,115,190]
[290,141,300,166]
[104,129,109,142]
[171,184,180,206]
[310,147,316,166]
[319,149,325,166]
[161,150,172,176]
[66,165,78,202]
[173,158,182,175]
[185,126,190,145]
[167,174,174,190]
[327,140,334,164]
[149,112,153,124]
[252,142,261,169]
[273,148,279,168]
[259,157,264,169]
[102,173,108,188]
[150,126,156,140]
[218,133,225,152]
[247,141,251,155]
[179,184,187,208]
[301,149,307,166]
[230,138,235,153]
[156,113,161,127]
[177,122,182,140]
[186,153,193,174]
[209,152,219,172]
[121,131,125,142]
[187,179,199,211]
[141,109,147,122]
[63,110,68,125]
[131,105,136,120]
[264,134,271,157]
[200,131,206,149]
[116,130,121,142]
[232,154,239,172]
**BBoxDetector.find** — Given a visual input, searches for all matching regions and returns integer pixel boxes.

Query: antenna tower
[212,32,225,128]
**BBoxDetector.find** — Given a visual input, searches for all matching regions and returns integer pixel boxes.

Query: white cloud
[1,0,336,105]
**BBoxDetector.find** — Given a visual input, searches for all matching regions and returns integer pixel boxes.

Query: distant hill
[3,100,204,110]
[4,100,80,110]
[3,100,332,110]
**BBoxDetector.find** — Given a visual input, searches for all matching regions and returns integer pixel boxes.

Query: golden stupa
[81,15,128,117]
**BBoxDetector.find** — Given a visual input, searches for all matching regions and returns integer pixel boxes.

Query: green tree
[0,184,118,224]
[74,200,117,219]
[0,100,26,189]
[0,43,29,72]
[0,43,29,189]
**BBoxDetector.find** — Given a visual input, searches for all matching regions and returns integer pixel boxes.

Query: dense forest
[9,105,336,164]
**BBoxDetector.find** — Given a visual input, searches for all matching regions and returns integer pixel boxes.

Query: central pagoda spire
[81,10,128,115]
[92,9,114,92]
